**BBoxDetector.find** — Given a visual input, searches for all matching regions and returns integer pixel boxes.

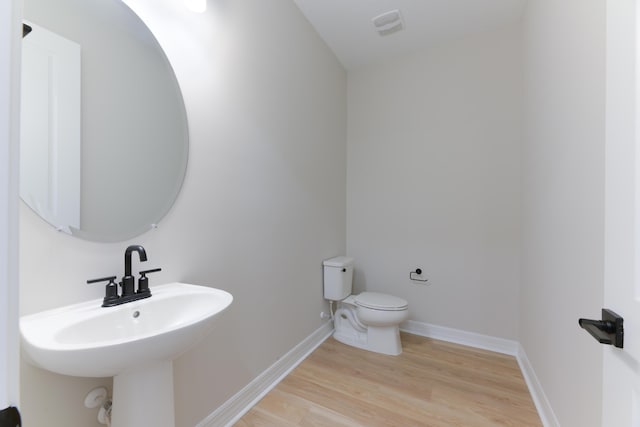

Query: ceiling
[293,0,527,70]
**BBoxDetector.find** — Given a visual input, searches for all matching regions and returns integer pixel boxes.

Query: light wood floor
[235,332,542,427]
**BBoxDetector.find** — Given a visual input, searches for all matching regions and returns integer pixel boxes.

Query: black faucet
[122,245,147,297]
[87,245,161,307]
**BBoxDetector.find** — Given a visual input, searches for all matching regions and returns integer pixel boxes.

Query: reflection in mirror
[22,22,81,232]
[21,0,189,242]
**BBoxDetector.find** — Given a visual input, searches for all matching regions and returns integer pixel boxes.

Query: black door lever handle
[0,406,21,426]
[578,318,616,333]
[578,308,624,348]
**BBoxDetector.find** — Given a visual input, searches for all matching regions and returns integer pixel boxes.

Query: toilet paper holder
[409,268,428,282]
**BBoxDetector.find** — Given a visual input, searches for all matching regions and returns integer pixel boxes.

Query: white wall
[347,25,522,340]
[520,1,605,426]
[19,1,346,426]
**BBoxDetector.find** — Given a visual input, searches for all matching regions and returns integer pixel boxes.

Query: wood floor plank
[235,333,542,427]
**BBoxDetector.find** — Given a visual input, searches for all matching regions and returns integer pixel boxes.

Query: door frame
[0,0,21,411]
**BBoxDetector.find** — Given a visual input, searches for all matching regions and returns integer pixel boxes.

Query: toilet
[323,256,409,356]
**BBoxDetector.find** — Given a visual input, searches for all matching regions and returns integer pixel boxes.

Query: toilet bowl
[323,257,409,356]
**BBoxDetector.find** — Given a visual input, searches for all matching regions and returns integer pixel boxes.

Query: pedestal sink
[20,282,233,427]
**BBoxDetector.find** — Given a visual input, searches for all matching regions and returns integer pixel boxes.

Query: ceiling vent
[372,9,404,36]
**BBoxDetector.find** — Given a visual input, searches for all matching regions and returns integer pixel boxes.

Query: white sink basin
[20,282,233,378]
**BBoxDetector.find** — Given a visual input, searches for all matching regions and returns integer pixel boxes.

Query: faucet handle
[137,268,161,296]
[87,275,117,284]
[87,276,119,307]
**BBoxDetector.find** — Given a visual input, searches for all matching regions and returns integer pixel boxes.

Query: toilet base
[333,323,403,356]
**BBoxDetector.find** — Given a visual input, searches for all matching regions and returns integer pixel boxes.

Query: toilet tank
[323,256,354,301]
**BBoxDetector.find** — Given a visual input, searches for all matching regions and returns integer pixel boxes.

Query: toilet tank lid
[323,256,354,268]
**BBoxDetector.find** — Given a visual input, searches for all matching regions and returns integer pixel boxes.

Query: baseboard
[516,344,561,427]
[400,320,519,356]
[196,321,334,427]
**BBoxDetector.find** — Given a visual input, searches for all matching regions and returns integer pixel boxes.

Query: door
[603,0,640,425]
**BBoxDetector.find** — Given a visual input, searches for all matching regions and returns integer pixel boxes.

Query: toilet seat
[354,292,408,311]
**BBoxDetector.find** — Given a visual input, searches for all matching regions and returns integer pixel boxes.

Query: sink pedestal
[112,360,175,427]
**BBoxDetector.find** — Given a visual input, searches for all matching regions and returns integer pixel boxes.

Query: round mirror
[21,0,189,242]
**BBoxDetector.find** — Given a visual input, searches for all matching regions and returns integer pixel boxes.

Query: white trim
[516,344,561,427]
[196,321,333,427]
[0,0,21,410]
[400,320,519,356]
